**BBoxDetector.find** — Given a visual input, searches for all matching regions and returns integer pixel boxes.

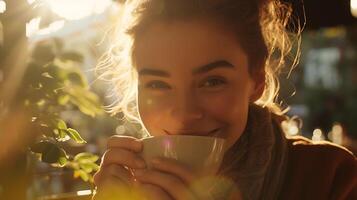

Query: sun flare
[46,0,112,20]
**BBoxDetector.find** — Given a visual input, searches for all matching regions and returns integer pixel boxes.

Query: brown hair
[97,0,301,122]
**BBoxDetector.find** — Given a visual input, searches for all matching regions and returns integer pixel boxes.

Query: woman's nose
[170,95,203,124]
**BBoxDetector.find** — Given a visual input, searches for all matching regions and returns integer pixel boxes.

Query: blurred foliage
[16,38,103,183]
[0,1,125,198]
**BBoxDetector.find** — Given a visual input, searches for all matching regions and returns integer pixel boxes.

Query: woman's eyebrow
[138,60,234,77]
[192,60,234,75]
[138,68,170,77]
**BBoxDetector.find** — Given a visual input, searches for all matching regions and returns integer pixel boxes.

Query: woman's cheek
[199,88,248,121]
[199,88,250,148]
[138,92,172,133]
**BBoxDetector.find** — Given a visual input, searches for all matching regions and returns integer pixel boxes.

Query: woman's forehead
[133,19,247,72]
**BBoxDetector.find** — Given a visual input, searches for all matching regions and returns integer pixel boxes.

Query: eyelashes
[198,76,227,88]
[145,80,171,90]
[143,76,228,91]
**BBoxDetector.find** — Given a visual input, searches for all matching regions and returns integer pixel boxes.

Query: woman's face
[135,19,263,149]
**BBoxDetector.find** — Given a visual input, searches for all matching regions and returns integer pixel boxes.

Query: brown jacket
[278,136,357,200]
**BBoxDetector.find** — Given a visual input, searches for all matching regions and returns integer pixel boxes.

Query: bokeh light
[0,0,6,13]
[281,117,302,136]
[351,0,357,18]
[328,123,343,145]
[46,0,112,20]
[312,129,325,141]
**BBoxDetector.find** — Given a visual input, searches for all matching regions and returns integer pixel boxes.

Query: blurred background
[0,0,356,199]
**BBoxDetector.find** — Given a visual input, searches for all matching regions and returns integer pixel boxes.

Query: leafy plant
[19,38,103,183]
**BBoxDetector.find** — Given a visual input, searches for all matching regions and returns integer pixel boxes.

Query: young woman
[93,0,357,199]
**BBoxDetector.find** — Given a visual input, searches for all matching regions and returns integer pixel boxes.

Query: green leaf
[42,148,60,163]
[74,152,99,163]
[58,148,69,167]
[58,157,68,167]
[58,129,70,142]
[57,119,67,130]
[77,104,96,117]
[66,86,104,117]
[31,141,70,165]
[74,169,89,182]
[30,141,61,163]
[79,162,99,173]
[66,128,86,144]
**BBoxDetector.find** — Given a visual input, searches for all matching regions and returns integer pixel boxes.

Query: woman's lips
[164,127,224,137]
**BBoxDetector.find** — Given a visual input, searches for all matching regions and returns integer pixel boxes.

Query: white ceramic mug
[139,135,226,176]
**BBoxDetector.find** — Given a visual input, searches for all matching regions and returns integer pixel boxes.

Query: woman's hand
[133,157,212,200]
[92,135,226,200]
[92,135,147,200]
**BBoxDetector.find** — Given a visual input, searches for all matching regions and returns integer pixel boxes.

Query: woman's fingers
[133,169,196,200]
[101,148,146,169]
[150,157,195,184]
[94,135,147,200]
[96,135,146,187]
[94,164,133,187]
[107,135,143,152]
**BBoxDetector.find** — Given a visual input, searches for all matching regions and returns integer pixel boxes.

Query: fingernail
[136,159,146,168]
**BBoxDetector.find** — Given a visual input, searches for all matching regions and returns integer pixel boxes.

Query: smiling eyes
[145,80,171,89]
[144,76,227,90]
[198,77,227,88]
